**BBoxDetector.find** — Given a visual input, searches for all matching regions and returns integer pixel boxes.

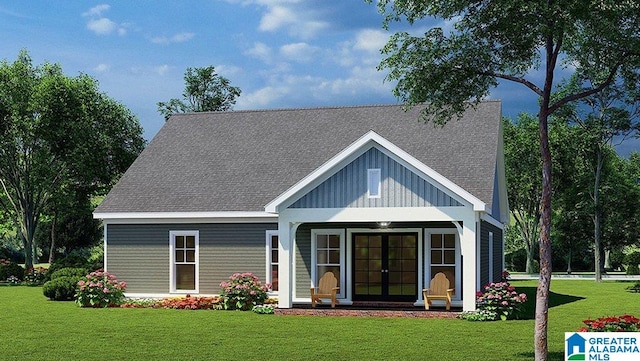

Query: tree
[157,66,241,120]
[555,78,640,281]
[0,50,146,269]
[369,1,640,358]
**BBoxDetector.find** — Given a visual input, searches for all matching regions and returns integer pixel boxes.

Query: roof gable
[266,131,486,212]
[95,103,503,218]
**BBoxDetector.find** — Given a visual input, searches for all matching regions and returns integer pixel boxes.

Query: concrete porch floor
[275,302,461,318]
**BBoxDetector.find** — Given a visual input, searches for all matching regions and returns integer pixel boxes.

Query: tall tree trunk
[48,211,57,264]
[593,147,603,282]
[536,109,553,361]
[526,243,536,274]
[566,248,572,274]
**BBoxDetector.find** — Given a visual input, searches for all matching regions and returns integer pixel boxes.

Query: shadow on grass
[517,351,565,361]
[516,286,585,320]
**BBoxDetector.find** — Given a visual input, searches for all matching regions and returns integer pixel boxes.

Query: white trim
[367,168,381,198]
[169,230,199,294]
[311,229,346,299]
[94,211,278,223]
[265,230,279,295]
[265,130,487,213]
[103,224,108,273]
[488,231,494,283]
[480,212,504,229]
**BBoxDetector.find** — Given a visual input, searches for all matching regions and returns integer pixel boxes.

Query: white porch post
[277,217,293,308]
[459,212,479,311]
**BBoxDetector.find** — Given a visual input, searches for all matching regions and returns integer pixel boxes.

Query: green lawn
[1,280,638,361]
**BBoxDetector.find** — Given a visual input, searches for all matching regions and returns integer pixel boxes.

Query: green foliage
[0,50,146,269]
[49,267,88,281]
[157,66,241,120]
[23,266,48,286]
[460,282,528,321]
[76,270,126,308]
[47,254,91,277]
[624,251,640,267]
[42,276,79,301]
[626,281,640,293]
[219,272,269,310]
[0,259,25,281]
[154,295,223,310]
[252,304,275,314]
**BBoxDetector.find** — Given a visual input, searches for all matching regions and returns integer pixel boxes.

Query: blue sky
[0,1,636,155]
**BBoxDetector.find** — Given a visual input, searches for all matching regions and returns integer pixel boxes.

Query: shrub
[626,281,640,293]
[76,270,127,308]
[42,276,80,301]
[158,295,223,310]
[460,282,527,321]
[49,267,87,281]
[24,266,49,286]
[627,264,640,275]
[253,304,275,314]
[0,259,25,282]
[47,253,92,277]
[220,272,269,310]
[624,251,640,275]
[578,315,640,332]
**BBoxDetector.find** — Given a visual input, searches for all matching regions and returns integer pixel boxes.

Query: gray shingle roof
[95,102,502,213]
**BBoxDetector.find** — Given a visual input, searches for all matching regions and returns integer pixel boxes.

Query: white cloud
[83,4,110,17]
[86,18,118,35]
[94,63,110,73]
[82,5,128,36]
[354,29,389,53]
[151,32,195,44]
[154,65,171,76]
[279,42,320,63]
[236,86,288,108]
[245,42,273,63]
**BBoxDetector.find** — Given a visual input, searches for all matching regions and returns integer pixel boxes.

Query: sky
[0,1,637,155]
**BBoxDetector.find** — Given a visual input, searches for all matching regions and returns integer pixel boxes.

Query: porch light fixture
[377,221,390,228]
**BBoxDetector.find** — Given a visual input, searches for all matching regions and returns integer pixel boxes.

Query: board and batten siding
[289,147,462,209]
[479,220,504,286]
[106,223,277,294]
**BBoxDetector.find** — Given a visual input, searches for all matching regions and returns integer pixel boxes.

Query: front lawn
[1,280,638,361]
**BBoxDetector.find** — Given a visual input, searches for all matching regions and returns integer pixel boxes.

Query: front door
[352,233,418,301]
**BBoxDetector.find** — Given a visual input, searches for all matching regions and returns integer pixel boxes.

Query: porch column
[459,213,479,311]
[277,218,293,308]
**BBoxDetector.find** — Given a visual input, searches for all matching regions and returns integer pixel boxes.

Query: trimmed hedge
[49,267,88,281]
[42,276,80,301]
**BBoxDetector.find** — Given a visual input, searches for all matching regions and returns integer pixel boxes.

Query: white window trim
[488,231,494,283]
[265,230,279,295]
[169,230,199,294]
[311,229,346,299]
[424,229,461,301]
[367,168,381,198]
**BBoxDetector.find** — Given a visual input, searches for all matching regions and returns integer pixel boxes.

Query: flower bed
[579,315,640,332]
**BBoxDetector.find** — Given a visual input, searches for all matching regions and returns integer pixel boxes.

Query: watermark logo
[565,333,640,361]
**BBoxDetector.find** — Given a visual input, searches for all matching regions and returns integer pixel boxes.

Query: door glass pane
[369,235,382,247]
[271,265,278,291]
[444,234,455,248]
[176,264,195,290]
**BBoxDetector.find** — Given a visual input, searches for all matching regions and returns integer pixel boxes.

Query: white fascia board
[481,212,505,229]
[265,130,487,213]
[93,211,278,224]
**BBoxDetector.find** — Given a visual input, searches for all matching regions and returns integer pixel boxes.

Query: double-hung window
[311,229,345,298]
[266,230,279,292]
[170,231,199,293]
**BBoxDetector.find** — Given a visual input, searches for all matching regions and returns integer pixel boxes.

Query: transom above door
[352,233,418,302]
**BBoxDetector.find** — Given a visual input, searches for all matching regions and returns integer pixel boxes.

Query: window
[266,230,279,292]
[429,232,457,296]
[368,168,381,198]
[170,231,199,293]
[488,231,494,283]
[311,229,345,298]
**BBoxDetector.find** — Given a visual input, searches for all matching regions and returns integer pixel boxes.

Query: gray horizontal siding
[479,220,504,286]
[289,147,462,209]
[106,223,277,295]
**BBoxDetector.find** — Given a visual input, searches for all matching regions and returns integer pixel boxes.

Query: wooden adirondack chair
[310,272,340,308]
[423,272,455,311]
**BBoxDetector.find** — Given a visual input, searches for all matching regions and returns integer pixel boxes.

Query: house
[93,102,508,311]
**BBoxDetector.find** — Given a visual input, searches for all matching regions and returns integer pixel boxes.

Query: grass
[1,280,639,361]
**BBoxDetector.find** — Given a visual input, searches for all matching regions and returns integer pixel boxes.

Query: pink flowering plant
[75,269,127,308]
[476,282,528,320]
[461,281,528,321]
[220,272,269,310]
